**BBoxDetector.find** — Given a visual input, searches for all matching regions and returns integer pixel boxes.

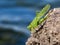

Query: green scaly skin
[27,4,51,33]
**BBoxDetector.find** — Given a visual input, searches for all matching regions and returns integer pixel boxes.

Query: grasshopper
[27,4,51,33]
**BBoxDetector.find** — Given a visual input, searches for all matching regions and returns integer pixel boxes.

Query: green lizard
[27,4,51,33]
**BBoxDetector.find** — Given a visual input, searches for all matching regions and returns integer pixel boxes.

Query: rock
[26,8,60,45]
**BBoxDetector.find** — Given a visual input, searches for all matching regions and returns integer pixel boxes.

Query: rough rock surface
[26,8,60,45]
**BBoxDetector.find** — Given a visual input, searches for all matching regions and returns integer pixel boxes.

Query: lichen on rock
[26,8,60,45]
